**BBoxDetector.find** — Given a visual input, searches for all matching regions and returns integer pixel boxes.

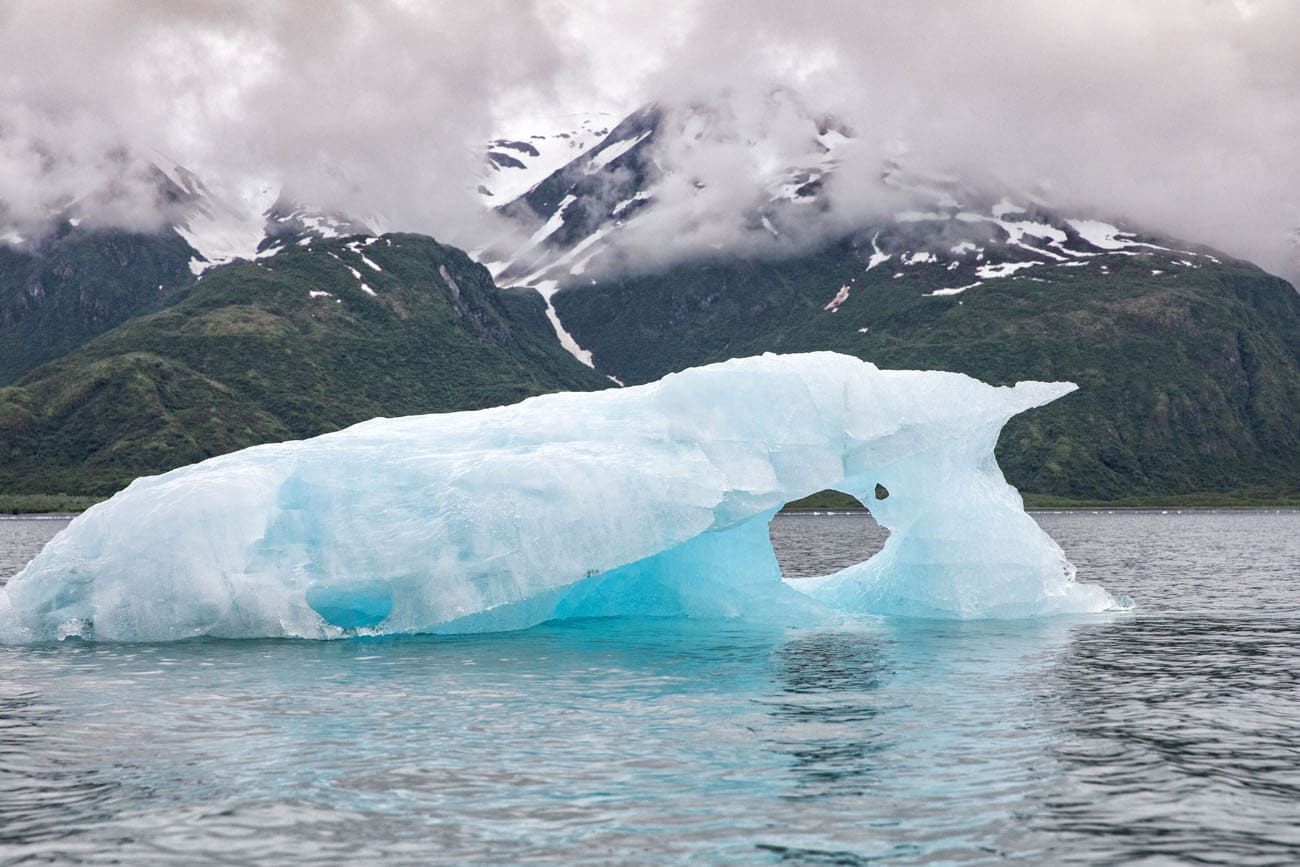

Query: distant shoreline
[780,489,1300,513]
[0,494,103,516]
[5,493,1298,518]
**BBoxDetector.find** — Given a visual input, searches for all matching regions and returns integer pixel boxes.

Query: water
[2,511,1298,864]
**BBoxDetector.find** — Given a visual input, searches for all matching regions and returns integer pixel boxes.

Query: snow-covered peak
[480,112,619,203]
[171,175,278,275]
[152,157,379,273]
[1,145,380,275]
[482,99,859,291]
[256,195,375,257]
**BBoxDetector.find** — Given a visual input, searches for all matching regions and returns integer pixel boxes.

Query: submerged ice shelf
[0,353,1118,642]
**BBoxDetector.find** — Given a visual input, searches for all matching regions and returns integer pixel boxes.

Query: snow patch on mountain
[148,155,382,275]
[612,191,651,217]
[926,281,984,297]
[867,233,891,270]
[528,195,575,246]
[176,184,278,273]
[481,113,618,203]
[977,261,1039,280]
[1067,219,1143,250]
[901,251,937,265]
[824,284,851,312]
[534,279,595,368]
[587,130,652,173]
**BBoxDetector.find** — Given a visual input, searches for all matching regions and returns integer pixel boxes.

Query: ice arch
[0,352,1117,643]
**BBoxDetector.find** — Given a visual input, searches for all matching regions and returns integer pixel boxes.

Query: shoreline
[5,506,1299,520]
[5,487,1299,517]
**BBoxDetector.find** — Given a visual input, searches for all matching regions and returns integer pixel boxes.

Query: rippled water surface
[2,511,1298,864]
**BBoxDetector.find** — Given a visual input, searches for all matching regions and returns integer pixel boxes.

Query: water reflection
[762,619,1077,818]
[762,630,892,797]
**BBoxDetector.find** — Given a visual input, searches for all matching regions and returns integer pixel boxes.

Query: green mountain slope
[554,235,1300,500]
[0,233,607,497]
[0,225,196,385]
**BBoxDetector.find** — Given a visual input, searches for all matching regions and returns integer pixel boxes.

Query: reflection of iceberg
[0,352,1117,643]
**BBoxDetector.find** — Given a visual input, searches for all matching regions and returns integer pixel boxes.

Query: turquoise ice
[0,352,1117,642]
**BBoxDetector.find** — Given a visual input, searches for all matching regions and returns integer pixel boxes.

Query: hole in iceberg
[769,489,891,581]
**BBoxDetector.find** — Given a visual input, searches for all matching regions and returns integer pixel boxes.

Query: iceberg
[0,352,1118,643]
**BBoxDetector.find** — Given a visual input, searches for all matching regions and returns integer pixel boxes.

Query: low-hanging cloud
[0,0,571,247]
[609,0,1300,280]
[1,0,1297,280]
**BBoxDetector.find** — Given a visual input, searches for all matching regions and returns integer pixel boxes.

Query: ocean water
[1,511,1298,864]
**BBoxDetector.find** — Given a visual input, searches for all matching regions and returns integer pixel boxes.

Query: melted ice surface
[0,353,1116,642]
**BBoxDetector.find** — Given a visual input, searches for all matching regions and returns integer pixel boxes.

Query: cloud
[606,0,1300,280]
[1,0,1297,279]
[0,0,568,246]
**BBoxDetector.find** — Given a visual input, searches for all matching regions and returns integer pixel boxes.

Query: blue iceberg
[0,352,1118,642]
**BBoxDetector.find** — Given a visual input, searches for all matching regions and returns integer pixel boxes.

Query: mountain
[0,154,221,385]
[156,157,385,272]
[487,102,1300,502]
[552,231,1300,501]
[0,220,195,385]
[0,153,388,386]
[0,233,608,498]
[479,97,851,289]
[2,102,1297,507]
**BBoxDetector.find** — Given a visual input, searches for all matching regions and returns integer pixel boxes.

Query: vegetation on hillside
[555,235,1300,501]
[4,223,1298,509]
[0,225,195,385]
[0,234,608,497]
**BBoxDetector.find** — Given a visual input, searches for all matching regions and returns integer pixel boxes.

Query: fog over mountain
[2,0,1297,279]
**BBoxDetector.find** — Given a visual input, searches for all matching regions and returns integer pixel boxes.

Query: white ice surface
[0,353,1118,643]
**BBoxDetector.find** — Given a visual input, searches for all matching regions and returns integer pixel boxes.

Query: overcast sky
[1,0,1297,278]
